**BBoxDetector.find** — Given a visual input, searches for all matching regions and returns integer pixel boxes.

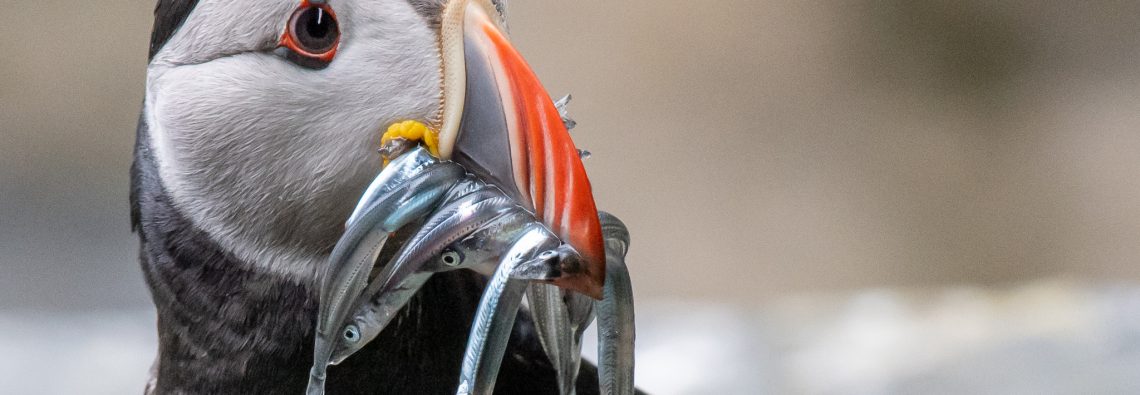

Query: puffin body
[133,0,610,393]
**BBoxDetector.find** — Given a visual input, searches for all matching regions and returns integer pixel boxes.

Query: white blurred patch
[5,280,1140,394]
[0,310,157,395]
[582,302,770,395]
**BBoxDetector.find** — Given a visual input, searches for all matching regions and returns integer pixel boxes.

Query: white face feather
[145,0,442,280]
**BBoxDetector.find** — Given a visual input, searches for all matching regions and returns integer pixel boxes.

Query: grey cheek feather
[145,0,443,280]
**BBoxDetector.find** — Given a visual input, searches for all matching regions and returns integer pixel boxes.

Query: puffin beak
[434,0,605,299]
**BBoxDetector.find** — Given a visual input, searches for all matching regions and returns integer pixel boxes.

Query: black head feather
[149,0,200,60]
[148,0,503,60]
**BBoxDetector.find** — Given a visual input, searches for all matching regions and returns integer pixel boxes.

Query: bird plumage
[133,0,614,393]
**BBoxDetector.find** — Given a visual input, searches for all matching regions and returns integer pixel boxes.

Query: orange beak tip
[440,0,608,301]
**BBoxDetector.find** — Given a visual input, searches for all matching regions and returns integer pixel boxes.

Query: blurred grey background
[4,1,1140,394]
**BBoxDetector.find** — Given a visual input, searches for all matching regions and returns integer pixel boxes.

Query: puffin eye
[279,1,340,68]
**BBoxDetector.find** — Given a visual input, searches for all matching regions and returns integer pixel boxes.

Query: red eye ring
[280,0,340,65]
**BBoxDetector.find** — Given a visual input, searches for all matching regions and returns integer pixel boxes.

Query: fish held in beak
[434,0,605,299]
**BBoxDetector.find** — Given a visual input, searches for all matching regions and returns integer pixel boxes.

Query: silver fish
[457,223,568,395]
[329,181,527,364]
[307,148,464,395]
[595,212,635,395]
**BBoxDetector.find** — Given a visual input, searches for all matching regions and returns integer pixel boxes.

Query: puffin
[131,0,629,393]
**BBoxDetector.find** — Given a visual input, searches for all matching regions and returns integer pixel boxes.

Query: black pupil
[443,255,455,264]
[344,328,356,339]
[295,6,337,53]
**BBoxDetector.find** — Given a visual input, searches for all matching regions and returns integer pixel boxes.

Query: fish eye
[279,1,340,68]
[536,250,560,264]
[440,250,463,267]
[342,325,361,343]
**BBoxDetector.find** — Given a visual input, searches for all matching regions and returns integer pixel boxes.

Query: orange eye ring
[280,0,340,66]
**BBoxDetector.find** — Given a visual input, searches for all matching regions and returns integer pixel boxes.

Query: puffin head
[145,0,604,296]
